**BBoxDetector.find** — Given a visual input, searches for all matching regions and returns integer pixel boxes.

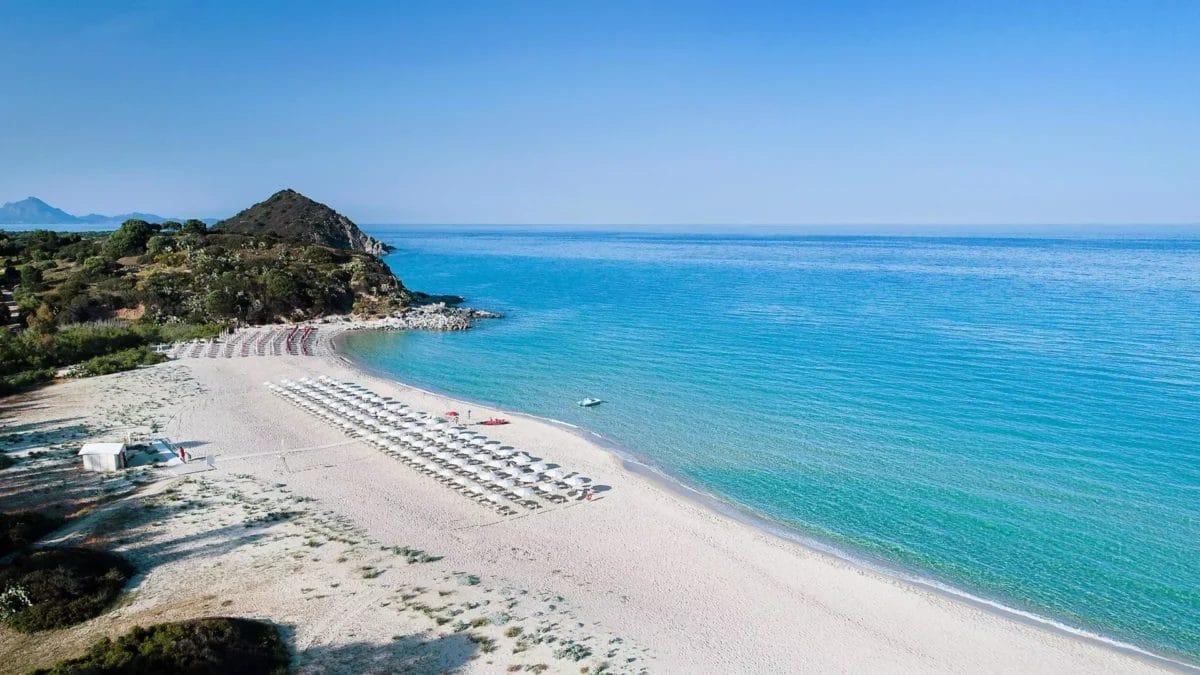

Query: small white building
[78,442,127,472]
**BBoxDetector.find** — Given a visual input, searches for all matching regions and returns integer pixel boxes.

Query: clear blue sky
[1,1,1197,226]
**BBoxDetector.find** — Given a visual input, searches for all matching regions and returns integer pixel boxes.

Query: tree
[102,220,158,258]
[27,303,56,333]
[82,256,111,278]
[17,264,43,290]
[180,219,207,236]
[145,235,171,256]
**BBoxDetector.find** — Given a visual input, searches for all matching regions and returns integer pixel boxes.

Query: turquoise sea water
[341,231,1200,663]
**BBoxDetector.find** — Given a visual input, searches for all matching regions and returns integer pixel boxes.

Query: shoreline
[329,328,1197,672]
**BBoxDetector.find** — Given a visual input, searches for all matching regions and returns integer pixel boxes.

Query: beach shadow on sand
[0,420,93,454]
[297,633,478,674]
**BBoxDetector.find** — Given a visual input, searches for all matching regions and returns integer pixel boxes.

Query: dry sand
[0,351,1184,674]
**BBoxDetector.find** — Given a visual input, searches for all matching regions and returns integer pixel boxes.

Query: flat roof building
[78,442,127,472]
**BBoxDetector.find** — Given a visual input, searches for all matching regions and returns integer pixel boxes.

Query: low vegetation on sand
[30,617,290,675]
[0,547,133,632]
[0,320,220,394]
[0,511,66,557]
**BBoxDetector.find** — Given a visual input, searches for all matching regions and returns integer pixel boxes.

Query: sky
[1,1,1197,226]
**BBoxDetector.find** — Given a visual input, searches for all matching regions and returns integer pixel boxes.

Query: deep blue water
[341,231,1200,663]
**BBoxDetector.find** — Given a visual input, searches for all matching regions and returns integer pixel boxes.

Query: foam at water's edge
[328,329,1198,673]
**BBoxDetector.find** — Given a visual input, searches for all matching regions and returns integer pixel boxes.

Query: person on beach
[177,446,186,463]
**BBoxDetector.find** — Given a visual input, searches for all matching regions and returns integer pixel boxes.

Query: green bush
[0,512,66,557]
[150,322,224,343]
[0,321,219,388]
[31,617,290,675]
[101,220,159,259]
[0,367,54,396]
[72,347,165,377]
[0,547,133,632]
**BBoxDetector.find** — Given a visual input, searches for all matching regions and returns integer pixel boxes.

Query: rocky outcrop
[215,189,392,256]
[324,304,502,332]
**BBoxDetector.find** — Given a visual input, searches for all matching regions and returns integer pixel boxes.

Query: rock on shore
[325,303,501,332]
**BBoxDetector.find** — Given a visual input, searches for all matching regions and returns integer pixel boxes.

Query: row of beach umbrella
[266,377,591,513]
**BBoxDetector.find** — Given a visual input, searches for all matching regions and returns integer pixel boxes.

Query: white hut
[78,442,127,472]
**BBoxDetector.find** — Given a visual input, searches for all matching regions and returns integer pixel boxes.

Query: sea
[338,229,1200,664]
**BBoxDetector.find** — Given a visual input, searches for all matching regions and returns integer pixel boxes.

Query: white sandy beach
[0,346,1181,673]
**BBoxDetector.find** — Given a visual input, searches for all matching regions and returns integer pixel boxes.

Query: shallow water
[341,230,1200,662]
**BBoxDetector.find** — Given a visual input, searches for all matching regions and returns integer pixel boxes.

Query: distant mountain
[215,188,392,256]
[0,196,215,226]
[0,197,80,224]
[77,212,170,224]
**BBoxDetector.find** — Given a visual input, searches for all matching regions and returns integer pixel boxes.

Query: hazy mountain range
[0,196,217,226]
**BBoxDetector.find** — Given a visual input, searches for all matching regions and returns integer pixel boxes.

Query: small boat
[481,418,509,426]
[577,398,603,407]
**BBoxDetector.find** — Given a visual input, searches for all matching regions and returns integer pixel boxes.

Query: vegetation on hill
[0,547,134,632]
[1,198,415,393]
[0,512,66,557]
[216,188,392,256]
[30,617,291,675]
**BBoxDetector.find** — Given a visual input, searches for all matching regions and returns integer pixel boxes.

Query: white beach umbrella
[493,448,515,458]
[514,487,535,500]
[486,459,507,470]
[509,455,532,466]
[387,444,404,453]
[529,462,550,473]
[449,458,467,469]
[496,479,516,490]
[566,476,588,488]
[516,472,540,484]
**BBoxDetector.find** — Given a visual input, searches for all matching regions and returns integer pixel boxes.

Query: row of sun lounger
[169,327,320,358]
[267,376,593,516]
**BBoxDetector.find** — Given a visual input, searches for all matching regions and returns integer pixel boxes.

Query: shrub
[0,367,54,396]
[0,547,133,632]
[30,617,290,675]
[72,346,166,377]
[101,220,159,259]
[0,512,66,556]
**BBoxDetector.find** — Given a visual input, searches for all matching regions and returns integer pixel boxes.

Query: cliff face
[215,189,391,256]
